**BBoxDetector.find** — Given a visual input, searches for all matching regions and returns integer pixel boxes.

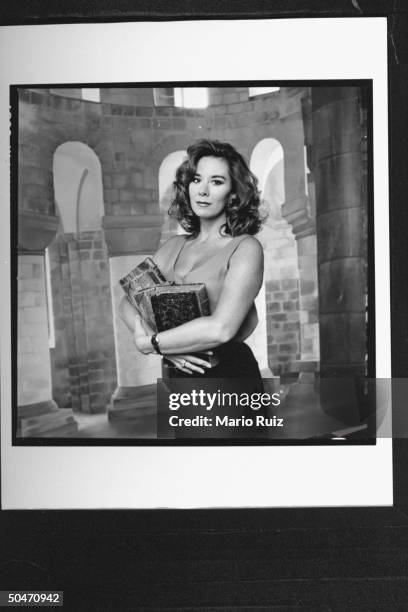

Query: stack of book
[120,258,217,367]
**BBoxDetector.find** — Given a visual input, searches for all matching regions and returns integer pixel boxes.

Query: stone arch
[53,141,104,233]
[250,138,301,374]
[250,138,285,219]
[158,150,187,244]
[158,150,186,212]
[247,124,285,154]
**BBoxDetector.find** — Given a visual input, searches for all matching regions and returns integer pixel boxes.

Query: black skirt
[163,340,263,382]
[162,342,266,439]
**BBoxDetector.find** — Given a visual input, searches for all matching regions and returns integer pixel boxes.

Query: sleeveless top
[155,234,259,342]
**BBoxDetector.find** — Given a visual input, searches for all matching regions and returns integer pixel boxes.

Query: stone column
[48,230,118,414]
[17,211,78,436]
[103,213,164,425]
[311,87,367,378]
[18,253,54,407]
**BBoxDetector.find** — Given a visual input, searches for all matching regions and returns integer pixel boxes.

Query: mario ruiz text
[168,414,283,428]
[168,389,281,411]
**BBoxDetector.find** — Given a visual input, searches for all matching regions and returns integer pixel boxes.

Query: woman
[120,138,264,381]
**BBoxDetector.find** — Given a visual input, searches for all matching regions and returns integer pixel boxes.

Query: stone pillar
[17,212,78,436]
[18,254,53,407]
[109,253,163,388]
[281,101,312,239]
[312,87,367,378]
[48,230,118,414]
[103,213,164,423]
[297,234,319,366]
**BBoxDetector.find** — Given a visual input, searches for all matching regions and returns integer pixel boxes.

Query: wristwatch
[150,333,162,355]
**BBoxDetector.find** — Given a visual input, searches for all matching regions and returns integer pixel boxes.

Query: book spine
[139,292,157,331]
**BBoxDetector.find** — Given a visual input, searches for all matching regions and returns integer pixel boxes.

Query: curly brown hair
[168,139,264,237]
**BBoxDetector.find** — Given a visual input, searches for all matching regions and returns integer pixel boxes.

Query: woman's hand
[165,352,213,375]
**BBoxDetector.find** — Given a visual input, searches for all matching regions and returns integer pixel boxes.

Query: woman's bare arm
[134,237,264,354]
[119,297,142,332]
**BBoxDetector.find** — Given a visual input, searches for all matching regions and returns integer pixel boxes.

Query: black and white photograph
[13,81,375,443]
[1,17,393,510]
[1,7,408,611]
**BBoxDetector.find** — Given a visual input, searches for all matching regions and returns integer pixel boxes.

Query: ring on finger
[181,359,186,368]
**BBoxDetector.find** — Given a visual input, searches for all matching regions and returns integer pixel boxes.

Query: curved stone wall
[17,86,321,408]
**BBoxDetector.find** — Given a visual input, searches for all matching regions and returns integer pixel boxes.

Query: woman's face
[188,156,233,221]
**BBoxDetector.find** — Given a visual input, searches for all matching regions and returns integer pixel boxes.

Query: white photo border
[0,18,392,508]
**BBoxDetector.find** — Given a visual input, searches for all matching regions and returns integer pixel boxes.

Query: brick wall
[100,88,154,107]
[209,87,250,106]
[48,230,117,412]
[260,221,301,374]
[298,234,320,362]
[18,87,304,226]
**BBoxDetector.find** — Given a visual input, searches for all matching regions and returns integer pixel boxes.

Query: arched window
[158,150,187,241]
[250,138,292,374]
[158,150,186,212]
[53,142,104,233]
[250,138,285,219]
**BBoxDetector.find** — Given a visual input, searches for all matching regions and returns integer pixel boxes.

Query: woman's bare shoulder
[227,235,263,270]
[231,235,263,257]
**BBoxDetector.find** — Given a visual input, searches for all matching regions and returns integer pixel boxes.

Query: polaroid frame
[0,14,402,510]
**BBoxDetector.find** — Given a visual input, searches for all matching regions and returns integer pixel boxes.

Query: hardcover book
[139,283,210,331]
[119,257,170,311]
